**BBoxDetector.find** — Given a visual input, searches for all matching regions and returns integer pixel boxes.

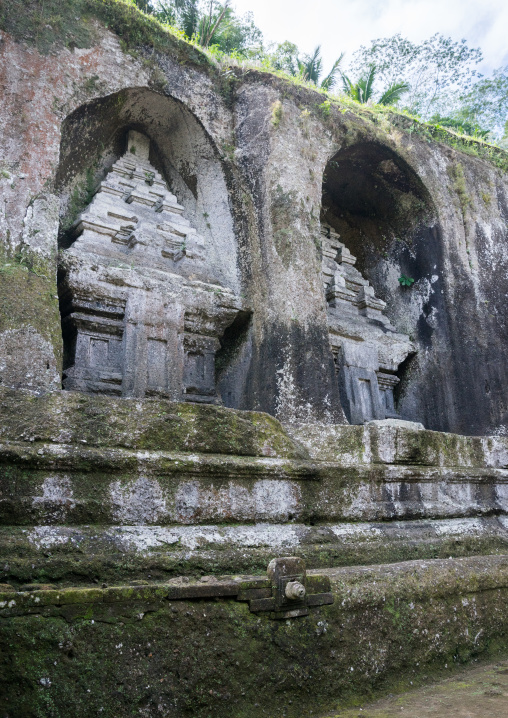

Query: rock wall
[1,2,508,432]
[2,556,508,717]
[2,7,508,712]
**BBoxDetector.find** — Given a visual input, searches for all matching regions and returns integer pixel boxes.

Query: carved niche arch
[55,88,247,402]
[320,141,440,424]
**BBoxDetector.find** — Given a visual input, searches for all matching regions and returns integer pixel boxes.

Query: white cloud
[231,0,508,76]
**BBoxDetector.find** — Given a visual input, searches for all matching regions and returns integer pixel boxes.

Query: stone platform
[1,388,508,585]
[1,555,508,717]
[2,389,508,715]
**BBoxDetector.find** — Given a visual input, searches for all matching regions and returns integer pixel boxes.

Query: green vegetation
[319,99,332,117]
[0,0,212,65]
[132,0,263,56]
[349,34,483,118]
[429,113,489,140]
[447,163,471,216]
[0,249,62,366]
[1,0,507,168]
[298,46,344,91]
[126,4,508,155]
[267,42,344,91]
[270,99,283,128]
[341,64,410,106]
[347,33,508,146]
[62,167,96,233]
[398,275,415,287]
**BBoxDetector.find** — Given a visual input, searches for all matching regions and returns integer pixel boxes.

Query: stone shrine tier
[321,225,414,424]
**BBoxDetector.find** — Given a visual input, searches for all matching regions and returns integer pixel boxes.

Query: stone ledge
[2,517,508,585]
[0,566,329,616]
[0,440,323,477]
[2,555,508,716]
[2,440,508,526]
[0,388,307,459]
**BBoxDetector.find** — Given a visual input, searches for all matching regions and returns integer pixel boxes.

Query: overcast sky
[230,0,508,77]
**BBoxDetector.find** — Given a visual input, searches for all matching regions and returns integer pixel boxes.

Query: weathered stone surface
[1,4,508,715]
[3,512,508,587]
[60,130,245,402]
[367,418,425,430]
[2,554,508,717]
[322,226,414,423]
[0,387,306,457]
[1,3,506,430]
[2,394,508,540]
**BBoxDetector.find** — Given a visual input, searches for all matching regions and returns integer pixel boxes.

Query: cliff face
[1,1,508,434]
[4,7,508,714]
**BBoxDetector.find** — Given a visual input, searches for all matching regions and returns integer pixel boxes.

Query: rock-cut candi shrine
[1,3,508,717]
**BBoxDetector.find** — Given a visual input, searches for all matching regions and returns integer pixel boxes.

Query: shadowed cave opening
[321,141,434,281]
[320,141,442,423]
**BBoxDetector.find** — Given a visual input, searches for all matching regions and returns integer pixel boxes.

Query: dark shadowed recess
[321,141,436,280]
[320,141,465,432]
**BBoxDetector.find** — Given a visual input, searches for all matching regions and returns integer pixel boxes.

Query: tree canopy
[348,33,483,118]
[130,1,508,145]
[269,43,344,91]
[133,0,262,55]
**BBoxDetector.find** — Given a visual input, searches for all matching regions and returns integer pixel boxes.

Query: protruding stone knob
[285,581,306,601]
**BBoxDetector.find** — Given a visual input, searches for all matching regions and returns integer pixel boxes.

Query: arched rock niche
[321,141,448,428]
[56,87,240,293]
[55,88,249,403]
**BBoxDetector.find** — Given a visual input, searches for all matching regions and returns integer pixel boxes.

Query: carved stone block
[321,225,416,424]
[59,132,246,403]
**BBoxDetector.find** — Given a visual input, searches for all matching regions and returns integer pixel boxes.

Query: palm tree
[341,64,409,106]
[321,54,345,91]
[136,0,231,49]
[298,46,344,91]
[197,0,231,48]
[378,81,411,106]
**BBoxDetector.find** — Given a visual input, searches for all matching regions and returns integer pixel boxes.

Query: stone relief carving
[59,131,245,402]
[321,225,414,424]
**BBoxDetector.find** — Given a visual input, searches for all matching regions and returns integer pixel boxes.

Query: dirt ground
[322,659,508,717]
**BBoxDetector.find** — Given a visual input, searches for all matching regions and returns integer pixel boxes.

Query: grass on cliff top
[1,0,507,172]
[0,0,211,66]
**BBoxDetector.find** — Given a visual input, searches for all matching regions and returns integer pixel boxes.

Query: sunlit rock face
[59,131,245,402]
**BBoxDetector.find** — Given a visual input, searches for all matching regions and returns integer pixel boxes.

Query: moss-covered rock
[0,253,62,390]
[0,388,307,458]
[1,555,508,717]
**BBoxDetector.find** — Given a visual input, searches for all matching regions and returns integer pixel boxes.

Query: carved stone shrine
[321,225,413,423]
[59,131,245,402]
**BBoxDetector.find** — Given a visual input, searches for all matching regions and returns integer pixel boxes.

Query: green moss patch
[0,387,307,458]
[0,0,210,68]
[0,252,61,363]
[2,556,508,717]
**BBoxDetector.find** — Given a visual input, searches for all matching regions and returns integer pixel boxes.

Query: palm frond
[300,45,323,84]
[341,73,355,97]
[180,1,200,38]
[297,58,308,81]
[363,65,377,102]
[378,81,410,106]
[320,52,345,91]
